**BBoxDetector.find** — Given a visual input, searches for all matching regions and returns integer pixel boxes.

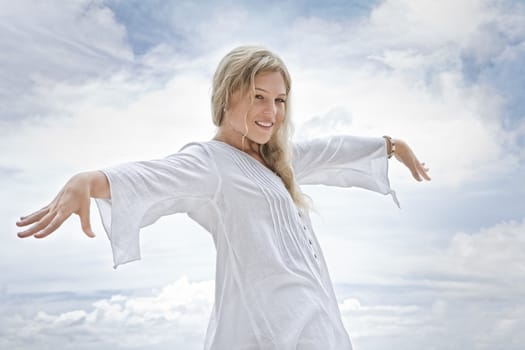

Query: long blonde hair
[211,45,310,209]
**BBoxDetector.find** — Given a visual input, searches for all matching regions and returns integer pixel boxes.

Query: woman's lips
[255,121,274,129]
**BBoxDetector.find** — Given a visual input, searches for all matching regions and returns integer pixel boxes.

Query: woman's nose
[263,102,276,116]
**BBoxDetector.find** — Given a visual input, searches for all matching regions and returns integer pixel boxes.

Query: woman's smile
[255,120,274,130]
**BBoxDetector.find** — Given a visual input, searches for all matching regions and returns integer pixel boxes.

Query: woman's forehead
[254,72,287,94]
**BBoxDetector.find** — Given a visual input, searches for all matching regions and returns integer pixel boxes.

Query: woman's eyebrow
[255,87,287,97]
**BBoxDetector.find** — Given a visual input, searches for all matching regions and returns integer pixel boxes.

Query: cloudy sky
[1,0,524,349]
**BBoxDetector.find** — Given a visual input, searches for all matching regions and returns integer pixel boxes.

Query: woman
[16,46,431,349]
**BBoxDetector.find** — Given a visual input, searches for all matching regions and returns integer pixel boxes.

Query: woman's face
[222,71,287,146]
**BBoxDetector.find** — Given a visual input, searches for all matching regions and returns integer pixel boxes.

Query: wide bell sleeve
[94,142,219,269]
[292,135,400,208]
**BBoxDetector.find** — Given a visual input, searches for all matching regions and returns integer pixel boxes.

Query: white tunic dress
[95,135,399,350]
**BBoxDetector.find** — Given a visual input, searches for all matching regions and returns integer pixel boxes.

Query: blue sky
[1,0,524,349]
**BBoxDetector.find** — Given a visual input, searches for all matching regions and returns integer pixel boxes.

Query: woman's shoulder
[178,140,211,153]
[169,139,229,164]
[156,140,215,163]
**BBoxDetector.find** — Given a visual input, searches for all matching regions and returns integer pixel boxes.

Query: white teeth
[256,121,273,127]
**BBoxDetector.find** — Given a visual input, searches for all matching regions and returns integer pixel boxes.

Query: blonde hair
[211,45,311,209]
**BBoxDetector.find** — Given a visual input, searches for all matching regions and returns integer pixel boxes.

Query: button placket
[299,212,318,261]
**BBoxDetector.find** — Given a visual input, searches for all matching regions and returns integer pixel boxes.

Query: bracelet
[382,135,396,159]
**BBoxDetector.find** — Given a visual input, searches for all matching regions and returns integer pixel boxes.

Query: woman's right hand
[16,172,97,239]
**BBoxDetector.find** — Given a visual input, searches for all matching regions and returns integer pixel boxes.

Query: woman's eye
[255,95,285,103]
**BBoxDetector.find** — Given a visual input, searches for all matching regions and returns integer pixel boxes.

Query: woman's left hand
[392,138,431,182]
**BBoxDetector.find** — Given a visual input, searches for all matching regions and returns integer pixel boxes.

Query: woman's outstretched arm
[16,171,109,239]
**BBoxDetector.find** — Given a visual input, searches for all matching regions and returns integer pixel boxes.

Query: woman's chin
[259,138,273,145]
[249,134,272,145]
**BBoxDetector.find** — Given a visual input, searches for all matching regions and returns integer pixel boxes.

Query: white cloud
[0,276,214,349]
[331,217,525,348]
[340,298,426,339]
[339,296,525,350]
[283,0,525,187]
[0,71,216,177]
[323,214,525,296]
[426,217,525,286]
[368,0,490,47]
[0,0,133,121]
[292,65,513,187]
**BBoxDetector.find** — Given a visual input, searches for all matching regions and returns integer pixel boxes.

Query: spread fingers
[34,212,67,239]
[16,206,50,227]
[17,210,55,238]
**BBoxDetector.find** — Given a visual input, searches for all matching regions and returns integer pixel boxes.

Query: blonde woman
[16,45,431,349]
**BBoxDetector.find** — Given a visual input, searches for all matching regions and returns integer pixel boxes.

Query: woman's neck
[213,130,261,157]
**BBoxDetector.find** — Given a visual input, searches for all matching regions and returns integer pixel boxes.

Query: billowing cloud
[0,0,133,122]
[340,296,525,350]
[0,276,214,349]
[415,217,525,294]
[335,216,525,349]
[287,0,525,187]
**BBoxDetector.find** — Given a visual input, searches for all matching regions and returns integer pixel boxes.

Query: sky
[0,0,524,349]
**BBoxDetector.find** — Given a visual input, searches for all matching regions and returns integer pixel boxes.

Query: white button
[298,211,302,218]
[308,239,312,245]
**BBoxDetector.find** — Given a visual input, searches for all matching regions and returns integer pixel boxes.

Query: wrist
[78,171,109,199]
[382,135,396,159]
[87,170,110,198]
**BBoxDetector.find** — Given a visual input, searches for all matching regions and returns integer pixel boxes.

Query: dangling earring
[241,113,249,151]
